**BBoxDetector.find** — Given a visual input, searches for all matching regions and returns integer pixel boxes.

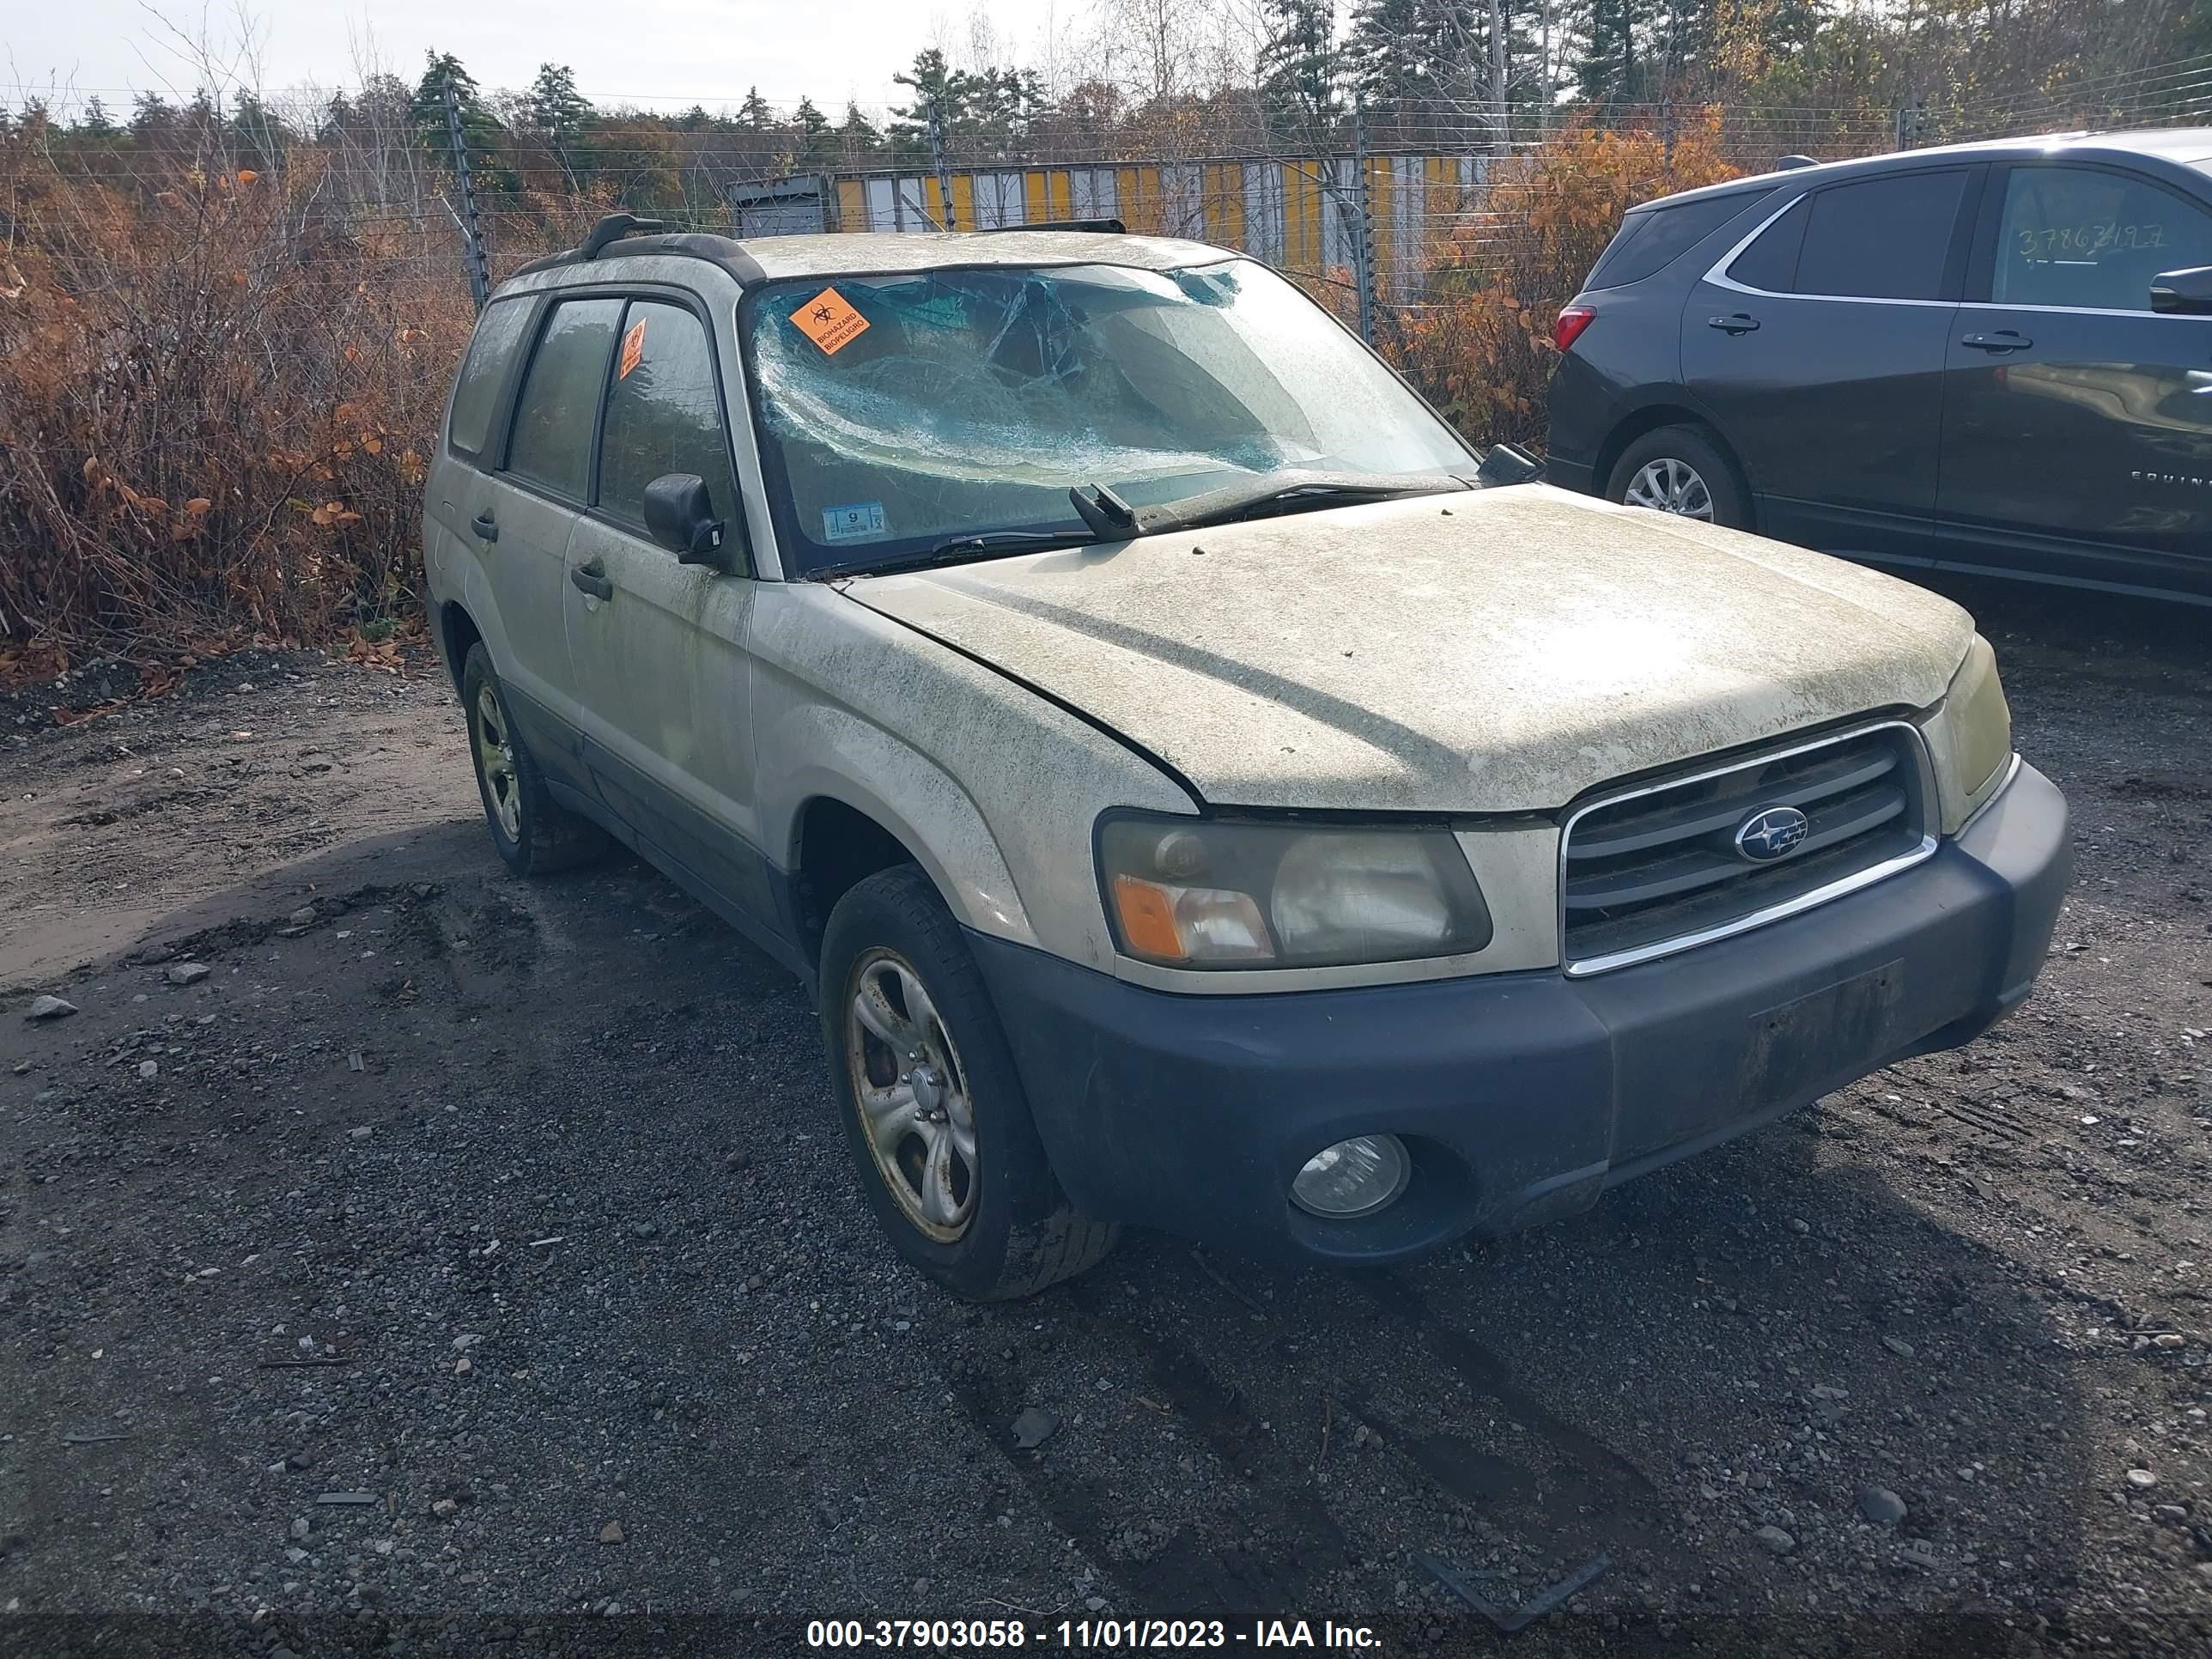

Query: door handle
[568,561,613,601]
[1707,313,1760,334]
[471,511,499,542]
[1960,331,2033,353]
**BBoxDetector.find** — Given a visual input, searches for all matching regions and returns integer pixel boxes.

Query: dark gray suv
[1547,128,2212,602]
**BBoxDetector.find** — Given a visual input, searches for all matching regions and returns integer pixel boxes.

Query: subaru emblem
[1735,805,1809,863]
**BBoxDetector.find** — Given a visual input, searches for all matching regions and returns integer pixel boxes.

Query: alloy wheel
[472,683,522,841]
[1624,457,1716,521]
[845,949,978,1243]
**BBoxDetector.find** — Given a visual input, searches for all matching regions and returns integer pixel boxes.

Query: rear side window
[597,301,740,532]
[1727,198,1808,292]
[505,297,623,500]
[1589,191,1770,289]
[1794,170,1968,301]
[446,298,532,459]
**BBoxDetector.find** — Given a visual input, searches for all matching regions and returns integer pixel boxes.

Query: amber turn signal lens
[1112,873,1186,962]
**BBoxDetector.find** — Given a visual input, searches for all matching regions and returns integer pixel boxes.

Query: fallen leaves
[342,627,405,673]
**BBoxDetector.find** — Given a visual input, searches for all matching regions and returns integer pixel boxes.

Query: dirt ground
[2,574,2209,1659]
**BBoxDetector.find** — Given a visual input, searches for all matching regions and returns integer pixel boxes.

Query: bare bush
[1391,115,1743,445]
[0,117,512,665]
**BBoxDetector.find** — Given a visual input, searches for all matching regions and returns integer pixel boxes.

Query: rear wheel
[459,644,609,877]
[1606,425,1751,531]
[821,865,1117,1300]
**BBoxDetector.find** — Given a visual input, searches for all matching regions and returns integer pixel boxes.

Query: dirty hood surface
[841,484,1974,813]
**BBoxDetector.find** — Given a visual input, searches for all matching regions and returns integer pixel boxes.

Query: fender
[763,707,1036,948]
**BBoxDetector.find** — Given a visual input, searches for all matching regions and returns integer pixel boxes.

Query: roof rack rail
[975,217,1127,235]
[580,212,678,258]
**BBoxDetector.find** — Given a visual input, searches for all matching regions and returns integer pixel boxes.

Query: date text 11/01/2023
[805,1619,1383,1650]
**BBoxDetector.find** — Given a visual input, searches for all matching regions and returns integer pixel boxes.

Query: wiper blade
[926,530,1089,558]
[1140,470,1471,535]
[815,529,1096,580]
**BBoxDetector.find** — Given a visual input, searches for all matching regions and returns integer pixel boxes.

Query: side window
[446,297,532,459]
[1793,170,1968,301]
[597,301,742,538]
[1726,198,1808,292]
[1992,167,2212,311]
[505,297,623,500]
[1589,191,1771,290]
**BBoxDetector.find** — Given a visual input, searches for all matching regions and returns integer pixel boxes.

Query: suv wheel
[459,644,610,877]
[1606,425,1750,530]
[822,866,1118,1300]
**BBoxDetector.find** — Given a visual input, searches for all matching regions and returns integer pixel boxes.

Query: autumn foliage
[0,126,486,668]
[1392,115,1744,446]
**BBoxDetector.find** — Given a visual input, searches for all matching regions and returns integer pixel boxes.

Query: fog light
[1291,1135,1411,1219]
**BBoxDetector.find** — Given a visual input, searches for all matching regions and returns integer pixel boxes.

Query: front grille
[1561,724,1933,975]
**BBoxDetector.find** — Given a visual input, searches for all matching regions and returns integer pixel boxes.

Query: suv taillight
[1553,305,1595,353]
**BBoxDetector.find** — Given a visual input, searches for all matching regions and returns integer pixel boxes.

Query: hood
[841,484,1973,814]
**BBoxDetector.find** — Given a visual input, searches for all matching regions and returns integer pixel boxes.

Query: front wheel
[1605,425,1752,531]
[821,866,1117,1300]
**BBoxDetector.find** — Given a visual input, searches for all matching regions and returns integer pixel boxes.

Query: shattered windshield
[742,258,1472,574]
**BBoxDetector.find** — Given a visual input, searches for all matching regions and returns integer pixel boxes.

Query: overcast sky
[4,0,1075,115]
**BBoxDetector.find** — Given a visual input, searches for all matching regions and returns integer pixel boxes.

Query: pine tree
[411,52,500,151]
[77,95,118,137]
[1577,0,1654,103]
[890,47,967,153]
[836,100,883,159]
[525,64,593,149]
[524,62,595,185]
[1259,0,1337,131]
[969,66,1046,156]
[2189,0,2212,52]
[793,95,836,167]
[1344,0,1474,117]
[410,52,512,193]
[737,87,772,130]
[129,90,171,137]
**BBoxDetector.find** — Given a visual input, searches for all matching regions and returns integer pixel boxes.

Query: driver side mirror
[642,472,730,568]
[2148,265,2212,315]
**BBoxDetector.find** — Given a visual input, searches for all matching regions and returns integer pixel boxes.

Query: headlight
[1947,635,2012,802]
[1097,813,1492,969]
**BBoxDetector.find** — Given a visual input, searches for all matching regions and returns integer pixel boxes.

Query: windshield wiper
[815,529,1097,580]
[1137,469,1473,536]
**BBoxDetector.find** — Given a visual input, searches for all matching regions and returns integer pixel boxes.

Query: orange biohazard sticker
[617,317,647,379]
[791,287,870,356]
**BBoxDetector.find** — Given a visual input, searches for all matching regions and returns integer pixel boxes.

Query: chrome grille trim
[1559,720,1940,978]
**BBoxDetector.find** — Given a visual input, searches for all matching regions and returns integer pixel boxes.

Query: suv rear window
[1794,170,1967,301]
[447,297,532,459]
[1587,191,1769,290]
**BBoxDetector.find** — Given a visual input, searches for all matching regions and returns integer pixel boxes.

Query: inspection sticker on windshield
[821,501,888,542]
[792,287,870,356]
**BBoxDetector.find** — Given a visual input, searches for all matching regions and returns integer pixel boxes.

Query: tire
[459,643,610,878]
[1605,424,1752,531]
[820,865,1118,1301]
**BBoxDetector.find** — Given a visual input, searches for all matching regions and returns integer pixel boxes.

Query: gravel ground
[2,575,2209,1658]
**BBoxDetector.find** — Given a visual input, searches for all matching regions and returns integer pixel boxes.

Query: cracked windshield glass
[744,258,1471,571]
